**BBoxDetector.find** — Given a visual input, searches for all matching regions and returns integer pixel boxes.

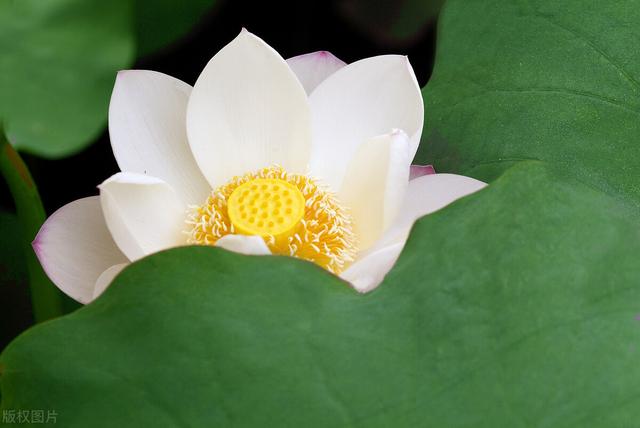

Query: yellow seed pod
[227,178,305,238]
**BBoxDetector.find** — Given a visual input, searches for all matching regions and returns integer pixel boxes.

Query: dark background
[1,0,437,349]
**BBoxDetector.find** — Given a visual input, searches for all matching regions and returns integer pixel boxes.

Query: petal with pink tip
[409,164,436,180]
[33,197,128,304]
[286,51,347,95]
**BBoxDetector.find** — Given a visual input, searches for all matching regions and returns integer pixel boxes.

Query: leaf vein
[533,11,640,92]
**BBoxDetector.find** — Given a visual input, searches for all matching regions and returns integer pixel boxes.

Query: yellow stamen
[185,166,357,274]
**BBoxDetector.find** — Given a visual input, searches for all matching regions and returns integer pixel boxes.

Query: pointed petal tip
[350,278,372,294]
[237,27,260,42]
[394,55,420,87]
[32,222,48,263]
[315,50,339,60]
[409,164,436,180]
[188,28,311,187]
[31,235,41,255]
[346,272,384,294]
[115,69,137,79]
[289,50,343,62]
[286,50,347,95]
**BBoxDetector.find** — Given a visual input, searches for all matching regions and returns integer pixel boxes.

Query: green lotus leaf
[0,0,134,158]
[419,0,640,212]
[0,0,219,157]
[1,162,638,426]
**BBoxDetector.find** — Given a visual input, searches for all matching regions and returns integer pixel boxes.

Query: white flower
[33,30,486,304]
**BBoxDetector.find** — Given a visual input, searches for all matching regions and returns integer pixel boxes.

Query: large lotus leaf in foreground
[1,162,639,426]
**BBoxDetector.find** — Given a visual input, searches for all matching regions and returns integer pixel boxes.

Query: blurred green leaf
[0,0,135,158]
[135,0,217,57]
[419,0,640,212]
[0,211,27,286]
[0,211,31,349]
[0,131,63,321]
[1,162,639,426]
[0,0,221,157]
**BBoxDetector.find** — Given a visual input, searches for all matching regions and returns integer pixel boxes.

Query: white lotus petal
[109,70,210,205]
[339,130,412,251]
[187,29,311,188]
[286,51,347,95]
[32,197,128,304]
[215,234,271,255]
[93,263,128,300]
[99,172,187,261]
[343,174,485,293]
[309,55,423,189]
[375,173,487,249]
[341,243,403,293]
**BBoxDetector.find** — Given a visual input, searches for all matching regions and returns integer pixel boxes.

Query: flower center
[185,166,357,274]
[227,178,305,238]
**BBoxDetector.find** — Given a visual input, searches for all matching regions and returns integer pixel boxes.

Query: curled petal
[93,263,128,300]
[99,172,187,261]
[339,130,412,251]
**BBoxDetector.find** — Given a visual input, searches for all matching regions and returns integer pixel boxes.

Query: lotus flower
[33,30,486,304]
